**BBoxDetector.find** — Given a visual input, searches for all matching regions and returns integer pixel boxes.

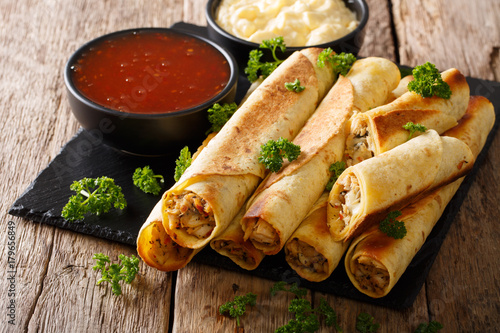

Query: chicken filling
[212,240,255,266]
[331,174,362,229]
[351,256,389,295]
[345,124,374,166]
[166,192,215,239]
[147,221,193,264]
[244,218,279,249]
[286,238,328,275]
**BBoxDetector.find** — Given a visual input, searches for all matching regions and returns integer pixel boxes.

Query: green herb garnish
[285,79,305,92]
[356,312,380,333]
[259,137,301,173]
[245,36,286,83]
[219,292,257,328]
[92,253,139,296]
[326,161,346,191]
[403,122,427,140]
[272,282,342,333]
[174,146,192,182]
[206,102,238,134]
[379,210,407,239]
[317,49,357,76]
[414,321,444,333]
[61,176,127,222]
[132,166,164,195]
[407,62,451,98]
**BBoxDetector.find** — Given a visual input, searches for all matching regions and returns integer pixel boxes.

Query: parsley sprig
[259,137,301,173]
[414,321,444,333]
[356,312,380,332]
[206,102,238,134]
[174,146,192,182]
[132,166,164,195]
[61,177,127,222]
[407,62,451,98]
[245,37,286,83]
[317,49,357,76]
[403,122,428,140]
[285,79,306,92]
[379,211,407,239]
[326,161,346,191]
[92,253,139,296]
[219,292,257,328]
[272,281,342,333]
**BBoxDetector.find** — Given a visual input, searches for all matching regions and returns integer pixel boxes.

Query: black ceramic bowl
[64,27,238,156]
[206,0,369,70]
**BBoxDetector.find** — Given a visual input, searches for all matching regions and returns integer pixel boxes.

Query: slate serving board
[9,22,500,309]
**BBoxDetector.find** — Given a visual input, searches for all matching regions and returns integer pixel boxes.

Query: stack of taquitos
[344,68,470,166]
[344,96,495,297]
[241,57,401,255]
[162,48,336,250]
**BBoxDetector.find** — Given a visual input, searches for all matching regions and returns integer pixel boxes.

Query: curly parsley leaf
[414,321,444,333]
[272,281,342,333]
[93,253,139,296]
[285,79,306,92]
[219,292,257,327]
[245,36,286,82]
[259,137,301,173]
[379,210,407,239]
[206,102,238,134]
[407,62,451,99]
[403,122,428,140]
[326,161,346,191]
[132,166,164,195]
[174,146,192,182]
[356,312,380,333]
[61,177,127,222]
[317,49,357,76]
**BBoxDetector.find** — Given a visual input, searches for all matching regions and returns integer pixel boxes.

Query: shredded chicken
[212,240,255,266]
[147,222,193,265]
[332,174,361,229]
[286,238,328,275]
[165,192,215,239]
[351,255,389,296]
[345,121,374,166]
[244,218,279,248]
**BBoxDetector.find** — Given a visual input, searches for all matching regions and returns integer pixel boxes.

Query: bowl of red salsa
[64,27,238,155]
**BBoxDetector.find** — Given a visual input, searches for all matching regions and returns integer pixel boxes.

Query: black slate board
[9,22,500,309]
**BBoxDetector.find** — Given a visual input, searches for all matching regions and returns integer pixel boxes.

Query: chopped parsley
[403,122,428,140]
[174,146,192,182]
[245,36,286,83]
[317,49,357,76]
[92,253,139,296]
[132,166,164,195]
[326,161,346,191]
[259,137,301,173]
[407,62,451,98]
[285,79,306,92]
[379,210,407,239]
[206,102,238,134]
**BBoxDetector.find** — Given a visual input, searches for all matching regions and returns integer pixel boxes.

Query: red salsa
[71,30,230,114]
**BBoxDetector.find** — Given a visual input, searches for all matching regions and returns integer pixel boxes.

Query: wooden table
[1,0,499,332]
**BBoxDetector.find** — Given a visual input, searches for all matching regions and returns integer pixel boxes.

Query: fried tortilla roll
[137,201,201,271]
[163,48,336,249]
[345,68,470,166]
[285,193,349,282]
[328,129,475,242]
[345,95,495,298]
[210,204,265,270]
[241,57,401,255]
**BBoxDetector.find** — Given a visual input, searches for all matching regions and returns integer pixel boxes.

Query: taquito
[285,193,349,282]
[137,201,201,271]
[210,203,265,270]
[344,95,495,297]
[345,68,470,166]
[162,48,336,249]
[327,129,475,242]
[242,57,401,255]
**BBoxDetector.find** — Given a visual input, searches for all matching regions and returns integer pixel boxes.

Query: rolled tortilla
[241,57,401,255]
[345,68,470,166]
[137,201,201,271]
[285,193,350,282]
[162,48,336,249]
[327,129,475,242]
[210,203,265,270]
[344,95,495,297]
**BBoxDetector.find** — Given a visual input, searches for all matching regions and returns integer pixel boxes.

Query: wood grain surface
[1,0,498,332]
